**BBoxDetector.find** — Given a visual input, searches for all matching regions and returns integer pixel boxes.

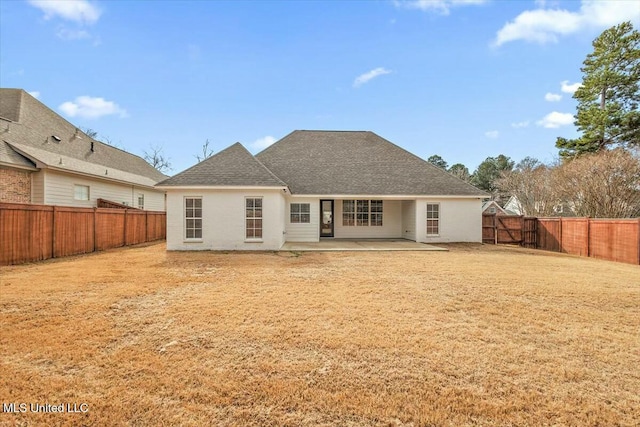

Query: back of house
[157,130,488,250]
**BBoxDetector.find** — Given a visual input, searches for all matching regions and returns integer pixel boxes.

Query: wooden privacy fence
[0,203,166,265]
[483,214,640,265]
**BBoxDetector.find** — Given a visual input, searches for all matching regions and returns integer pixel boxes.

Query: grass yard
[0,243,638,426]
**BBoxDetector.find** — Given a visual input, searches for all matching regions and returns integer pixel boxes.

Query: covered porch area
[280,238,446,252]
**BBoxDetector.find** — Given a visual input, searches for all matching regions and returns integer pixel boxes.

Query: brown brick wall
[0,168,32,203]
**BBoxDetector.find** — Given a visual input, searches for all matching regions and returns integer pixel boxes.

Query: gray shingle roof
[256,130,488,196]
[8,142,160,187]
[0,88,167,185]
[157,142,287,187]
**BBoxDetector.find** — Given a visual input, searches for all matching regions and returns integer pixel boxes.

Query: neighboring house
[157,130,488,250]
[503,195,523,215]
[482,200,510,215]
[503,195,575,217]
[0,88,166,210]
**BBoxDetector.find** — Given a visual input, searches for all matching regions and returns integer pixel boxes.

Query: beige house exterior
[0,88,166,210]
[158,131,488,250]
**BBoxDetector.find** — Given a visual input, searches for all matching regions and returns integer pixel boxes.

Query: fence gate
[483,214,536,246]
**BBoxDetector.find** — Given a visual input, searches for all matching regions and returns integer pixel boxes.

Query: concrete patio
[280,239,448,252]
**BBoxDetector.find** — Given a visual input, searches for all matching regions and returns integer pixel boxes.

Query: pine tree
[556,22,640,157]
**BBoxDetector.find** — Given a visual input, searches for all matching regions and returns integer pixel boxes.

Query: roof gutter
[156,185,289,191]
[44,164,161,190]
[0,160,38,172]
[6,143,161,190]
[287,194,489,199]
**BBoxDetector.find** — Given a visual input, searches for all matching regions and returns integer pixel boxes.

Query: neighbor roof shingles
[0,88,167,184]
[256,130,488,196]
[157,142,287,187]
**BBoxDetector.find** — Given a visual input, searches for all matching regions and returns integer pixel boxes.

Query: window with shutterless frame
[245,197,263,239]
[342,200,383,226]
[74,184,89,201]
[290,203,310,223]
[185,197,202,239]
[342,200,355,226]
[426,203,439,236]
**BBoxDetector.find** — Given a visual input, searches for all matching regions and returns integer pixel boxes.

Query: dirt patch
[1,243,638,426]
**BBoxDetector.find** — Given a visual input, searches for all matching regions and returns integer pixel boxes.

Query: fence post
[145,211,149,243]
[637,218,640,265]
[586,218,590,258]
[123,209,128,247]
[93,207,97,253]
[558,217,563,253]
[52,205,56,258]
[493,214,497,245]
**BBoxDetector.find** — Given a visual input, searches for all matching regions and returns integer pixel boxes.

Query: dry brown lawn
[0,243,638,426]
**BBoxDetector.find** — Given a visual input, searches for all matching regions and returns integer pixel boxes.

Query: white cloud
[28,0,101,25]
[493,0,640,46]
[27,91,40,99]
[485,130,499,139]
[394,0,487,15]
[251,136,276,150]
[59,96,128,119]
[353,67,392,88]
[561,80,581,94]
[511,121,530,128]
[545,92,562,102]
[56,27,91,40]
[536,111,574,128]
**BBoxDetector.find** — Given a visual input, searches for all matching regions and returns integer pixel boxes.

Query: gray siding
[285,197,319,242]
[402,200,416,241]
[42,169,165,210]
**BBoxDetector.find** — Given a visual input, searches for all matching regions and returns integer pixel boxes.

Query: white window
[426,203,439,236]
[356,200,369,226]
[245,197,263,239]
[343,200,383,226]
[290,203,310,223]
[137,194,145,209]
[185,197,202,239]
[342,200,355,226]
[74,185,89,201]
[370,200,383,226]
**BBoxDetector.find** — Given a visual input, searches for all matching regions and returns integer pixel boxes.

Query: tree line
[430,21,639,219]
[135,22,638,218]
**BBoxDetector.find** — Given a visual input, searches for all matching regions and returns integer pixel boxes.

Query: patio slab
[280,239,447,252]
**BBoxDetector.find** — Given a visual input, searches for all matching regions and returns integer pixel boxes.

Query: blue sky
[1,0,638,174]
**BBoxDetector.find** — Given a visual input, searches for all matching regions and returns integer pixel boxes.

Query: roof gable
[157,142,286,187]
[0,88,166,184]
[256,130,487,196]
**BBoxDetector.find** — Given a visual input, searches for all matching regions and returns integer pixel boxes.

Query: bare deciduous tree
[555,149,640,218]
[143,144,172,173]
[195,139,214,162]
[497,157,560,216]
[79,127,123,149]
[80,127,99,139]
